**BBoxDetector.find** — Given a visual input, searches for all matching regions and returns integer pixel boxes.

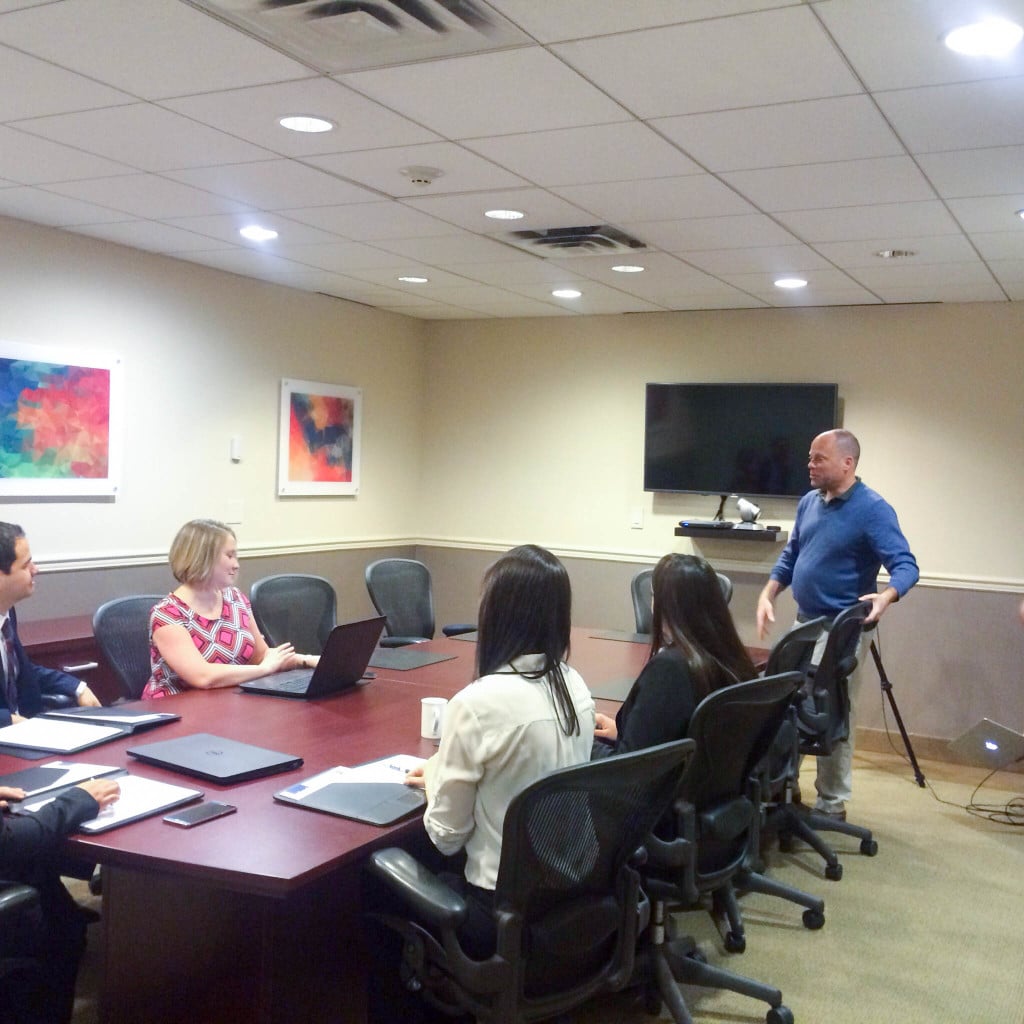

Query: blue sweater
[770,480,919,619]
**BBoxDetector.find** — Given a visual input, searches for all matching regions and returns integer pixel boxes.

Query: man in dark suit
[0,522,101,727]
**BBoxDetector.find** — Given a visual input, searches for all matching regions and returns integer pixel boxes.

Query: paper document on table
[280,754,425,801]
[0,761,122,798]
[0,718,124,752]
[17,774,202,833]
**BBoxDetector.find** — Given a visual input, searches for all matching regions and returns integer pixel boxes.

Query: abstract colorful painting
[277,378,361,496]
[0,342,122,497]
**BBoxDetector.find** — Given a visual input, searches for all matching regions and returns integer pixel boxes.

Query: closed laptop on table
[127,732,303,784]
[239,616,385,699]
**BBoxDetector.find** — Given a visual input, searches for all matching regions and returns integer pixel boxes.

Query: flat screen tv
[643,382,839,499]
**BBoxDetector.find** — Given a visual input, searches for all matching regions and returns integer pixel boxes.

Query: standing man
[0,521,102,726]
[756,429,918,819]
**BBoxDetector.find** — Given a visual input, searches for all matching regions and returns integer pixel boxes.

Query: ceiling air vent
[505,225,648,258]
[189,0,531,73]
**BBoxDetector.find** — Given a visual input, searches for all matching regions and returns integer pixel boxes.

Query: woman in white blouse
[404,543,595,956]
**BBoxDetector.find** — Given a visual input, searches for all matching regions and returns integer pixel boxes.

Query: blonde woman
[142,519,313,698]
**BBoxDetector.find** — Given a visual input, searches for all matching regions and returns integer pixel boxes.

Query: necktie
[2,617,19,715]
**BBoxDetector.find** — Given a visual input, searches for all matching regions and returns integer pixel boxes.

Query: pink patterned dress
[142,587,258,699]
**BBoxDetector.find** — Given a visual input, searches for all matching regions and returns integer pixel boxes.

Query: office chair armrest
[366,848,468,932]
[796,689,830,732]
[0,883,40,917]
[40,692,77,711]
[441,624,476,638]
[641,832,692,871]
[379,636,430,648]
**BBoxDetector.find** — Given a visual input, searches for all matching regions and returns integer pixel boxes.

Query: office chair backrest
[92,595,164,700]
[494,739,694,996]
[631,567,734,634]
[765,616,828,677]
[364,558,435,641]
[250,574,337,654]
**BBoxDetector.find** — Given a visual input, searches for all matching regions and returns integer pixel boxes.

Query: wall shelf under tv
[675,526,788,543]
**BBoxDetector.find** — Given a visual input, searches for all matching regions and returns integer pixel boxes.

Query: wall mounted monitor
[643,382,839,499]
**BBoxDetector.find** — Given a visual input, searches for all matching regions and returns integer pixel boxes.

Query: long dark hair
[476,544,579,736]
[649,553,757,701]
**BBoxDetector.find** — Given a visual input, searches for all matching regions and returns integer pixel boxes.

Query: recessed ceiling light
[552,288,582,299]
[1017,209,1024,221]
[398,276,429,284]
[774,277,807,290]
[239,225,278,242]
[279,115,334,134]
[611,264,645,273]
[874,249,917,259]
[484,209,525,220]
[943,18,1023,56]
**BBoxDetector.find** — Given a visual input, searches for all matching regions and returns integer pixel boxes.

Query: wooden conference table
[0,627,663,1024]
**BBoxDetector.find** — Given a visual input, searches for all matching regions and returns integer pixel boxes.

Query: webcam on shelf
[735,496,763,530]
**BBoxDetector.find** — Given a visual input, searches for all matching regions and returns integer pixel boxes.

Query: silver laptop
[239,616,385,699]
[948,719,1024,771]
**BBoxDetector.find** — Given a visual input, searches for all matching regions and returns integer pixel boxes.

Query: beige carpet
[70,751,1024,1024]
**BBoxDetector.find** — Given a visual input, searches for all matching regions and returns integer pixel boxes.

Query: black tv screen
[643,383,838,499]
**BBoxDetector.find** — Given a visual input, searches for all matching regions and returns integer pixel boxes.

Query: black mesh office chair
[249,574,337,655]
[91,595,164,701]
[366,739,694,1024]
[364,558,474,648]
[761,604,878,881]
[0,882,41,992]
[630,567,733,634]
[637,673,802,1024]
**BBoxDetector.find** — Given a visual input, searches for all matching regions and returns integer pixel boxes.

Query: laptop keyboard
[270,675,310,693]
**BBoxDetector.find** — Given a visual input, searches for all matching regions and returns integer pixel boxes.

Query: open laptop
[948,719,1024,772]
[127,732,303,784]
[239,616,386,699]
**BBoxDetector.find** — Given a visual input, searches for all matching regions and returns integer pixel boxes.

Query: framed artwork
[278,378,361,497]
[0,340,123,498]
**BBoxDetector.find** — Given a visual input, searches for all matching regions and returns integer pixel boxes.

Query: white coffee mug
[420,697,448,741]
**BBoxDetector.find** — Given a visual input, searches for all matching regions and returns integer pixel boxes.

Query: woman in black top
[594,553,758,754]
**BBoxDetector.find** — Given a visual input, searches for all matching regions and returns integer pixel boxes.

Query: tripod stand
[867,636,926,788]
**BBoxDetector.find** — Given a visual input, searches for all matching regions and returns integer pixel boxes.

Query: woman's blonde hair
[169,519,235,585]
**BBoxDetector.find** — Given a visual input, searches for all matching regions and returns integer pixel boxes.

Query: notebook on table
[42,704,180,733]
[948,719,1024,771]
[238,616,385,699]
[127,732,303,784]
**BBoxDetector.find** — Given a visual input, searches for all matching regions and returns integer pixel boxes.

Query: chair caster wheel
[825,862,843,881]
[860,838,878,856]
[767,1005,794,1024]
[724,932,746,953]
[801,907,825,930]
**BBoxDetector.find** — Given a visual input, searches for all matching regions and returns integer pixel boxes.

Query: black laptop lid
[127,732,303,784]
[306,616,386,696]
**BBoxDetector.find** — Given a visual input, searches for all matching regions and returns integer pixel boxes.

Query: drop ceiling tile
[917,146,1024,198]
[484,0,792,43]
[72,219,231,253]
[505,279,666,314]
[0,44,132,120]
[542,250,709,282]
[766,287,881,307]
[678,244,834,275]
[165,160,378,210]
[988,259,1024,285]
[970,231,1024,260]
[816,0,1024,91]
[261,241,409,273]
[875,78,1024,153]
[175,247,314,280]
[400,189,596,234]
[552,7,862,120]
[852,277,1008,303]
[439,260,592,288]
[305,142,527,198]
[160,78,439,157]
[632,214,799,251]
[719,267,865,293]
[845,259,1000,293]
[553,175,756,224]
[651,95,905,172]
[0,126,132,184]
[722,156,937,212]
[813,234,978,268]
[0,186,130,226]
[341,265,479,289]
[0,0,310,99]
[776,201,961,242]
[464,122,701,186]
[280,202,462,241]
[13,105,273,172]
[164,212,341,248]
[945,195,1024,232]
[338,47,629,139]
[45,174,255,219]
[375,233,524,264]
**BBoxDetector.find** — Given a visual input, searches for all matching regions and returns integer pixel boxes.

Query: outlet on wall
[629,507,644,530]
